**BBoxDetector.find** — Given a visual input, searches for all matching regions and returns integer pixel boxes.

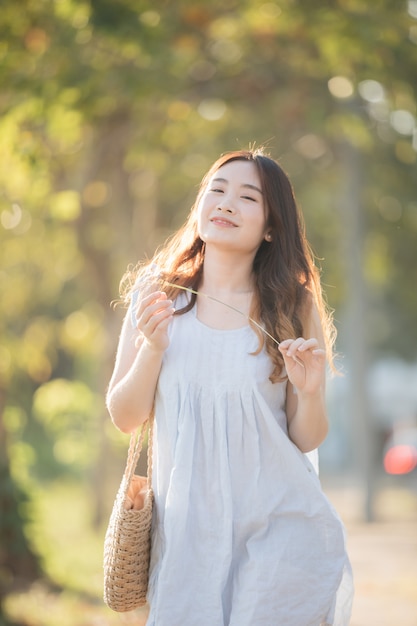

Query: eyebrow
[212,177,263,195]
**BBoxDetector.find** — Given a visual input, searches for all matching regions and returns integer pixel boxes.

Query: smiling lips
[210,217,238,227]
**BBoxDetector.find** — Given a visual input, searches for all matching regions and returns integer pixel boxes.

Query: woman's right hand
[134,290,175,352]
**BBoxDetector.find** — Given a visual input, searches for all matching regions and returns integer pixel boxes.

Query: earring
[265,233,272,242]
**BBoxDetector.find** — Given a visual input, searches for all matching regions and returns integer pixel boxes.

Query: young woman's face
[197,160,270,256]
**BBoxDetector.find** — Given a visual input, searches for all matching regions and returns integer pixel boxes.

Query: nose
[217,197,235,213]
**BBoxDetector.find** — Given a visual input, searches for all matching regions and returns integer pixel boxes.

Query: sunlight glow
[390,110,416,135]
[198,98,227,121]
[328,76,354,99]
[358,79,385,103]
[294,134,327,160]
[408,0,417,18]
[1,203,22,229]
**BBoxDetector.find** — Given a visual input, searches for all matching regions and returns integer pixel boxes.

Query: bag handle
[122,413,154,497]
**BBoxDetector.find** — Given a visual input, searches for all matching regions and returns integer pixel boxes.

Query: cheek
[196,196,210,221]
[196,203,207,237]
[247,208,267,231]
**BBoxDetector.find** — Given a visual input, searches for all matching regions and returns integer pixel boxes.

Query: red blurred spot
[384,445,417,475]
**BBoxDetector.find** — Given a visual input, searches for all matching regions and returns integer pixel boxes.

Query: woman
[107,148,354,625]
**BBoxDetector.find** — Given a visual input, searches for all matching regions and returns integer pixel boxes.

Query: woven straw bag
[103,417,154,612]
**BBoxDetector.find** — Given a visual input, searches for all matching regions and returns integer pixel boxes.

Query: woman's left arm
[278,302,328,453]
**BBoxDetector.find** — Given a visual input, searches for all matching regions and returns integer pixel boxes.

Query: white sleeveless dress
[132,293,353,626]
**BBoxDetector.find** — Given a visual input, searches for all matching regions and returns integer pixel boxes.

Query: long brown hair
[121,148,336,381]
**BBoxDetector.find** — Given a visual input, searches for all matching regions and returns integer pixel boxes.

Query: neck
[199,247,255,295]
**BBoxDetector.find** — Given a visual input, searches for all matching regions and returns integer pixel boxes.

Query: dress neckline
[191,303,251,333]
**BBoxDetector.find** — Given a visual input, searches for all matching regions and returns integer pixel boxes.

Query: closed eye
[242,195,257,202]
[210,188,224,193]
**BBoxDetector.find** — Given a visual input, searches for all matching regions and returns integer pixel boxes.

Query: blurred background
[1,0,416,624]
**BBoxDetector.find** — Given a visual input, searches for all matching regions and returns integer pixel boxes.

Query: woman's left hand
[278,337,326,394]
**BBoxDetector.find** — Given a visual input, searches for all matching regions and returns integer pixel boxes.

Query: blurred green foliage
[0,0,416,622]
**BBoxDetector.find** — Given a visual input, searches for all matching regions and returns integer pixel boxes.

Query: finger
[136,296,173,327]
[133,290,164,324]
[146,298,174,319]
[135,310,174,349]
[142,306,175,335]
[278,342,305,368]
[278,340,299,361]
[297,338,319,352]
[285,337,305,358]
[312,348,326,358]
[284,338,321,359]
[278,339,293,351]
[136,290,167,314]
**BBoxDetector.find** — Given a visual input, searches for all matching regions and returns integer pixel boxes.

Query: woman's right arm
[106,290,175,433]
